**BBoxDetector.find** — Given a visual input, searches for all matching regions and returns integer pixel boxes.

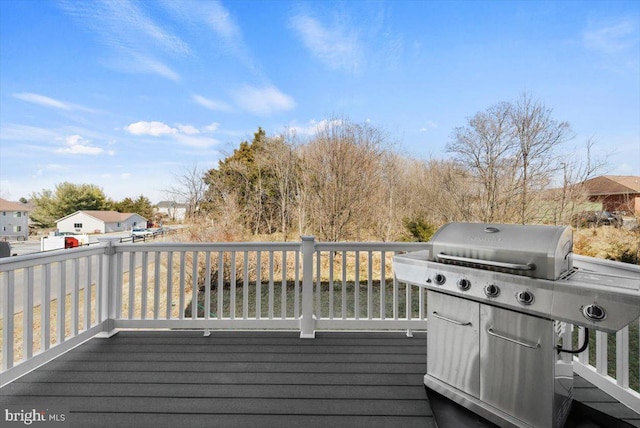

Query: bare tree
[299,117,387,241]
[549,139,606,225]
[447,102,517,223]
[261,133,300,240]
[165,164,208,219]
[510,94,572,223]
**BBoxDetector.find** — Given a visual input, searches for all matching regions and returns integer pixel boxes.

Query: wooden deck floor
[0,331,638,427]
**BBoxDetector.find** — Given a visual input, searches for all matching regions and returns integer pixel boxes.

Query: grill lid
[428,223,573,280]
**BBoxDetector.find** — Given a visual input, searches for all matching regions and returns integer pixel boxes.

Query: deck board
[0,330,638,427]
[0,331,435,428]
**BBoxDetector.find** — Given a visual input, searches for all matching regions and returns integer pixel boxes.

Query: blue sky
[1,0,639,203]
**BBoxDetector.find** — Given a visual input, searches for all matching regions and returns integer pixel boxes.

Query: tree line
[178,95,601,242]
[28,183,155,228]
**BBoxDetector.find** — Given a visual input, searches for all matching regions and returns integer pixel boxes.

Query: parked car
[131,228,153,238]
[571,211,622,228]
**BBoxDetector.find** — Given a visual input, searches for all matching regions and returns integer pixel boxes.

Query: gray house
[0,198,30,241]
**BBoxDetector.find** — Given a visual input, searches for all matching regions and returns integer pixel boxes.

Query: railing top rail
[0,243,108,271]
[315,241,430,252]
[113,241,301,253]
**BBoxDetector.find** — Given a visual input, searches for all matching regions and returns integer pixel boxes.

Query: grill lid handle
[437,253,536,271]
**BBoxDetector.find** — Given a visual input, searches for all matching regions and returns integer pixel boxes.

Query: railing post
[300,236,316,338]
[97,239,118,337]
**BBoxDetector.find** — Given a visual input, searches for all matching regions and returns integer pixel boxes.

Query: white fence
[1,238,639,413]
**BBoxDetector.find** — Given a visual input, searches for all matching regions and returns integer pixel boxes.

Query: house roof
[0,198,29,212]
[56,210,147,224]
[582,175,640,196]
[156,200,188,209]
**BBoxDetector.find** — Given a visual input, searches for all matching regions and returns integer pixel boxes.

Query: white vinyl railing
[1,237,638,414]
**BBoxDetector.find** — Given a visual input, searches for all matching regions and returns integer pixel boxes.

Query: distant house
[582,175,640,214]
[0,198,30,240]
[155,201,187,222]
[56,211,147,234]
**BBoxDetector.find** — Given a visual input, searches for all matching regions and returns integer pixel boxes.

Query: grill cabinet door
[480,304,554,427]
[427,291,480,398]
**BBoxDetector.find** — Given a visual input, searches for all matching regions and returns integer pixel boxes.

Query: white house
[155,201,187,222]
[56,211,147,234]
[0,198,30,240]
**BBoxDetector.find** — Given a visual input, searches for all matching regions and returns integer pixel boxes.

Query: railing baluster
[2,270,15,370]
[128,252,135,320]
[141,252,149,320]
[354,251,360,320]
[268,251,274,319]
[393,252,399,320]
[616,326,629,388]
[300,236,315,338]
[217,251,223,319]
[281,251,287,319]
[294,250,300,319]
[596,331,608,376]
[380,251,386,320]
[243,251,249,320]
[406,279,412,320]
[315,249,321,317]
[367,251,373,319]
[85,256,92,330]
[341,251,347,320]
[204,252,211,320]
[230,251,237,320]
[57,261,66,344]
[115,252,123,320]
[166,252,173,319]
[256,251,262,319]
[42,264,51,351]
[578,326,589,365]
[154,252,161,320]
[179,252,186,320]
[329,251,334,320]
[192,251,199,320]
[24,267,34,360]
[72,258,79,335]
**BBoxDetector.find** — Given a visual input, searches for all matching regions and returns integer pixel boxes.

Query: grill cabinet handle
[437,253,536,271]
[487,327,540,349]
[432,311,472,326]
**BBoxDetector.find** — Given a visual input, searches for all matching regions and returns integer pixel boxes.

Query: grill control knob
[484,284,500,298]
[582,304,606,322]
[516,290,535,306]
[434,274,446,285]
[457,279,471,291]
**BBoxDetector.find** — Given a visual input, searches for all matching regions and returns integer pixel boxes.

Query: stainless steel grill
[393,222,640,428]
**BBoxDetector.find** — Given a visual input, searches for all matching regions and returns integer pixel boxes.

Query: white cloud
[232,85,295,116]
[120,173,132,179]
[124,120,219,148]
[287,119,339,136]
[160,1,253,68]
[290,14,363,73]
[56,135,104,155]
[192,95,233,112]
[177,124,200,135]
[583,18,638,54]
[59,0,190,81]
[12,93,94,112]
[126,121,177,136]
[203,122,220,133]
